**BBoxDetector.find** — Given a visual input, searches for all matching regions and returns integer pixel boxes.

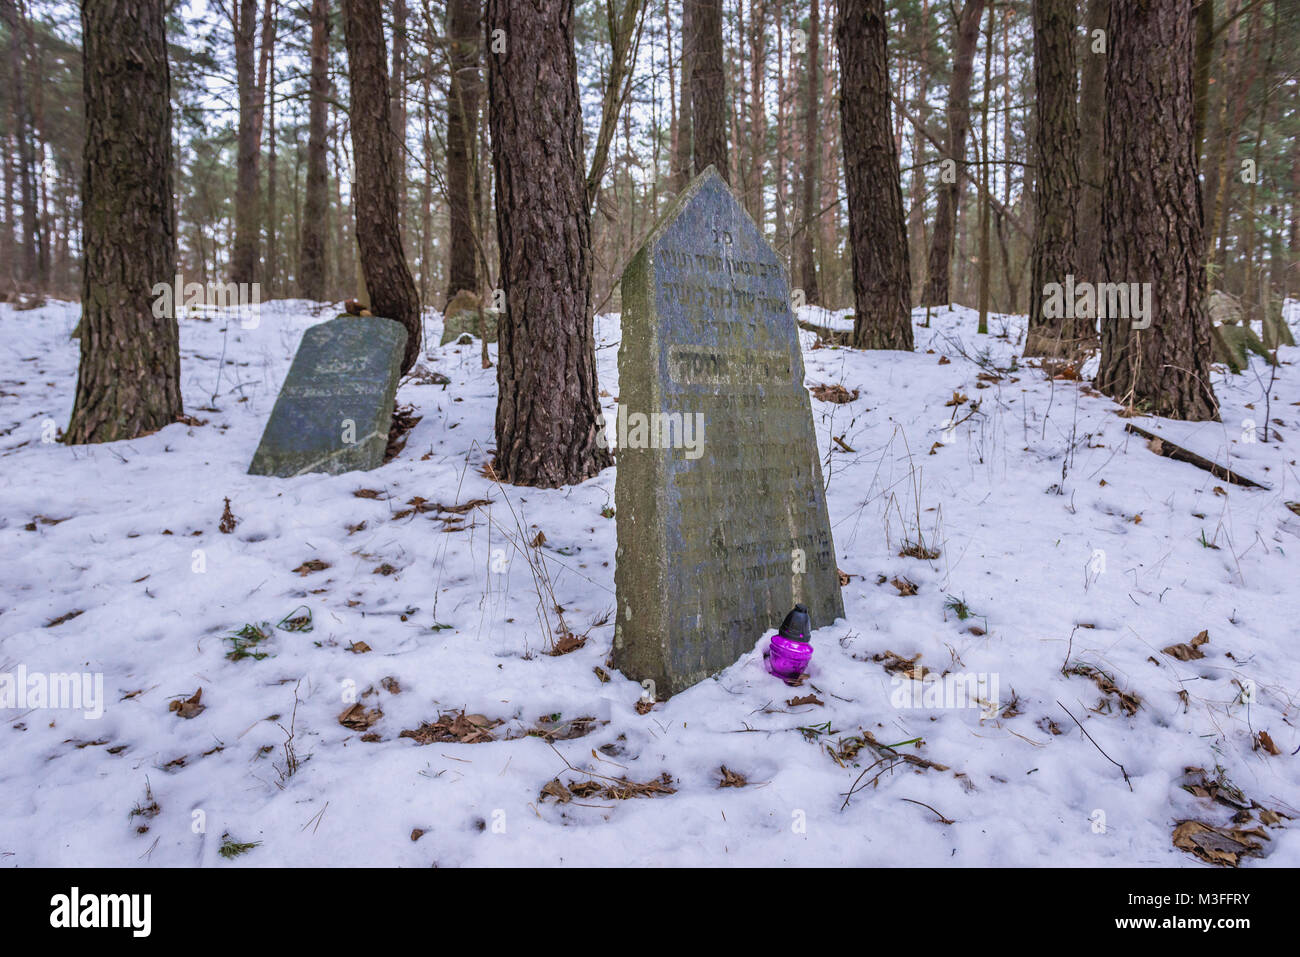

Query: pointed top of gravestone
[627,166,764,280]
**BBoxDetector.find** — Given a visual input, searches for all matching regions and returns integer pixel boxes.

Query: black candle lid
[778,604,812,642]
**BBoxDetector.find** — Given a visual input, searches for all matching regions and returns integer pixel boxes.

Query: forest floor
[1,298,1298,867]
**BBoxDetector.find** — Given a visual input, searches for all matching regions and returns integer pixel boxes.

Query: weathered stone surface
[248,315,407,477]
[440,290,499,345]
[612,167,843,698]
[1208,290,1243,326]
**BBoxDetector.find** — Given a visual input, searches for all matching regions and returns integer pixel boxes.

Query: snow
[1,297,1297,867]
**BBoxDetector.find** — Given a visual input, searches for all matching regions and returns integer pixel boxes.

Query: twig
[1123,423,1267,489]
[900,797,954,825]
[839,756,899,811]
[1057,700,1132,791]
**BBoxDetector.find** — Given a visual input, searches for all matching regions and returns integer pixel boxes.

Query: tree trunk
[1024,0,1084,358]
[797,0,820,303]
[67,0,182,443]
[671,0,693,191]
[975,1,992,333]
[298,0,330,299]
[420,51,434,301]
[690,0,727,179]
[485,0,612,487]
[1095,0,1218,422]
[265,33,278,297]
[391,0,407,237]
[1075,0,1107,286]
[231,0,260,284]
[744,0,766,222]
[2,0,38,287]
[342,0,422,372]
[446,0,481,302]
[907,0,930,299]
[919,0,983,307]
[836,0,911,350]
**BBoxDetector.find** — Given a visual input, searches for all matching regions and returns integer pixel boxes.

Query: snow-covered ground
[1,297,1297,867]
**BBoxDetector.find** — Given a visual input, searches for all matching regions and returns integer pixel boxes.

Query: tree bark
[342,0,422,372]
[390,0,407,236]
[231,0,260,284]
[265,31,278,297]
[485,0,612,487]
[744,0,766,222]
[919,0,983,307]
[689,0,727,179]
[1095,0,1218,421]
[836,0,911,350]
[298,0,330,299]
[2,0,38,287]
[671,0,693,192]
[1024,0,1084,358]
[797,0,820,303]
[446,0,482,302]
[1075,0,1107,286]
[67,0,182,443]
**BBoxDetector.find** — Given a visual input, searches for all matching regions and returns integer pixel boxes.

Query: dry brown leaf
[539,779,573,804]
[1172,820,1268,867]
[890,576,919,596]
[944,391,968,407]
[293,558,330,576]
[718,766,748,788]
[810,383,860,404]
[438,497,492,514]
[169,688,206,719]
[548,632,587,656]
[1067,663,1141,715]
[787,694,824,708]
[400,710,501,745]
[1163,629,1209,661]
[873,650,929,680]
[1256,730,1281,755]
[525,715,605,742]
[338,703,382,731]
[218,497,238,534]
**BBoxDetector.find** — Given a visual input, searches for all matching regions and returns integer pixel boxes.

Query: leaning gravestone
[248,315,407,477]
[612,166,843,698]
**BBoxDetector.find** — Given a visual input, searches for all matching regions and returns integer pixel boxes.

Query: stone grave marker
[612,166,843,698]
[248,315,407,477]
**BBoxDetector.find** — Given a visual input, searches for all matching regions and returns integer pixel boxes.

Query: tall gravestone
[248,315,407,477]
[613,167,843,697]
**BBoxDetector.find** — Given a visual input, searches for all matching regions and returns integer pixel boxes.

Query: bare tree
[836,0,912,350]
[68,0,182,443]
[342,0,423,372]
[485,0,612,487]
